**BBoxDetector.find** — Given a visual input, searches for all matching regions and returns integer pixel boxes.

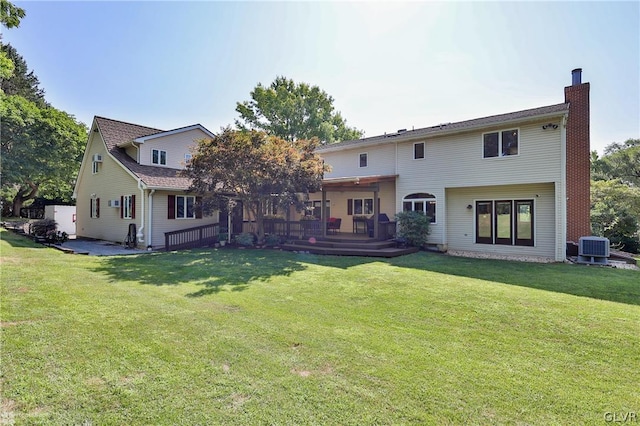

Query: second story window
[359,152,368,168]
[483,129,519,158]
[414,142,425,160]
[152,149,167,165]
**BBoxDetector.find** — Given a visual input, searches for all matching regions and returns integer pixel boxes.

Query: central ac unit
[108,199,120,208]
[577,236,609,265]
[93,154,103,162]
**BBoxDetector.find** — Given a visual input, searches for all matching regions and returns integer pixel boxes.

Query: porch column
[373,188,379,240]
[321,188,327,238]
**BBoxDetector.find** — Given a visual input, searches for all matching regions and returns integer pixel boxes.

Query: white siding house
[310,70,591,262]
[73,117,219,248]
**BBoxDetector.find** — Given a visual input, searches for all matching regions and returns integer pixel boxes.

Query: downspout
[137,180,145,243]
[559,114,568,261]
[147,189,155,248]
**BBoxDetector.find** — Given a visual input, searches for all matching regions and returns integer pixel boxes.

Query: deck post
[321,189,327,238]
[373,188,379,240]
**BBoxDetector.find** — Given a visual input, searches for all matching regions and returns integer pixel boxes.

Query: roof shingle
[94,116,194,190]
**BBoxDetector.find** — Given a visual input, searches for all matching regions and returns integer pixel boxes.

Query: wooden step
[281,243,419,258]
[287,239,396,250]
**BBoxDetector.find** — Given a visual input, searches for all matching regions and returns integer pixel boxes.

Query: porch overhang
[321,174,397,192]
[319,175,397,239]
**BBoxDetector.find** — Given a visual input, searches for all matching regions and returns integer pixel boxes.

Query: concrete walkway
[59,239,150,256]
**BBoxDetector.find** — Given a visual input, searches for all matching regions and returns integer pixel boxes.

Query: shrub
[394,211,431,248]
[235,232,254,247]
[28,219,69,244]
[265,234,281,247]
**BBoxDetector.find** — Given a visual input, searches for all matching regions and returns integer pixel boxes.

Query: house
[307,69,590,262]
[73,116,220,248]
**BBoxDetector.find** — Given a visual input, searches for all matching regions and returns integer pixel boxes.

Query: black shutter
[168,195,175,219]
[120,196,124,219]
[131,194,136,219]
[347,199,353,216]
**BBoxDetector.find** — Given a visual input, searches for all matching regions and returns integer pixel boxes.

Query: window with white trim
[152,149,167,165]
[359,152,368,168]
[402,193,436,223]
[184,153,192,164]
[92,161,100,174]
[122,195,133,219]
[304,200,330,218]
[176,195,196,219]
[483,129,519,158]
[414,142,425,160]
[347,198,373,215]
[90,198,100,218]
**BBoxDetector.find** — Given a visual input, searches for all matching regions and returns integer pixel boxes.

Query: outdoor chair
[327,217,342,234]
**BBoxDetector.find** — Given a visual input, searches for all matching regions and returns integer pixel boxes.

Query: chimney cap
[571,68,583,85]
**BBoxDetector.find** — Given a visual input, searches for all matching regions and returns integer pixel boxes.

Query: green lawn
[1,229,639,425]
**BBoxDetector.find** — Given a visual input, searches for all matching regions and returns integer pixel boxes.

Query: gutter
[137,180,145,243]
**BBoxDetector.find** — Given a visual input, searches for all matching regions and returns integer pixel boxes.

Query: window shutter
[168,195,175,219]
[131,194,136,219]
[195,196,203,219]
[347,199,353,215]
[90,199,93,218]
[96,198,100,218]
[120,196,124,219]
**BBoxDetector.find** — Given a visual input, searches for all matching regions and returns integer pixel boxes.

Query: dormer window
[152,149,167,165]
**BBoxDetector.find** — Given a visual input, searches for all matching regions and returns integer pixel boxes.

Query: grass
[1,228,639,425]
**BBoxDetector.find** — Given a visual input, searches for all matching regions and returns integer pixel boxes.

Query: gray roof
[94,116,193,190]
[318,103,570,152]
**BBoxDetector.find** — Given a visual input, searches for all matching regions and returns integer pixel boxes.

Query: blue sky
[4,1,639,154]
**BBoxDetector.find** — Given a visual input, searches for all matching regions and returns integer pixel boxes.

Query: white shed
[44,205,77,236]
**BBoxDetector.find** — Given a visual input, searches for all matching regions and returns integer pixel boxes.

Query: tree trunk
[11,182,38,217]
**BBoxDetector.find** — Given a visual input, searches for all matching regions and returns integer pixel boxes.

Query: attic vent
[577,236,609,265]
[93,154,103,162]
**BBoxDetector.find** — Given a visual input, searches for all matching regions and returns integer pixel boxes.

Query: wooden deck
[281,234,419,258]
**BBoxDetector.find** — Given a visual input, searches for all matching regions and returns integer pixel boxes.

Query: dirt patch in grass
[0,320,36,328]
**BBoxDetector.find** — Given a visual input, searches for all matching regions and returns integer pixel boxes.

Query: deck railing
[165,223,220,251]
[165,219,397,251]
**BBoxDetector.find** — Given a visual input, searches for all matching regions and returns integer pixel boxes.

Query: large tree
[183,128,327,243]
[235,76,363,144]
[1,43,46,105]
[1,93,87,215]
[591,138,640,186]
[590,139,640,253]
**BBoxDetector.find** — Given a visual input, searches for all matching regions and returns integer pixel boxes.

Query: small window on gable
[359,153,368,168]
[483,129,519,158]
[414,142,425,160]
[152,149,167,165]
[92,161,99,174]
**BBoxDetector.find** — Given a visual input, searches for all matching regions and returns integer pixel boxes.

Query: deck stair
[281,237,419,258]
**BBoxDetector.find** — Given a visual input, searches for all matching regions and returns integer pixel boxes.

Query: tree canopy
[591,138,640,187]
[183,128,327,242]
[590,138,640,253]
[235,76,363,144]
[1,93,88,214]
[1,7,88,216]
[0,0,25,29]
[1,43,46,106]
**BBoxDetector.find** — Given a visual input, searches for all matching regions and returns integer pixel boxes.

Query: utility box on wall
[44,205,77,236]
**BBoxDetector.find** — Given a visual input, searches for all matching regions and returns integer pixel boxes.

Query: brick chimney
[564,68,591,242]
